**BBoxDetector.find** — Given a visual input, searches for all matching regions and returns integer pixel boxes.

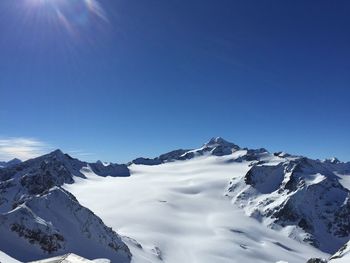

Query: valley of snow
[65,153,328,263]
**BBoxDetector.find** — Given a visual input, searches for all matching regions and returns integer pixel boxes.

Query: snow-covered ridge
[0,186,131,262]
[1,138,350,262]
[1,149,129,181]
[329,240,350,262]
[0,150,131,262]
[66,149,330,263]
[28,253,107,262]
[307,240,350,262]
[0,149,129,212]
[227,156,350,253]
[130,137,259,165]
[128,137,350,254]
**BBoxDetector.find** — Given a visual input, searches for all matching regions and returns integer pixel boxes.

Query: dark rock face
[201,137,240,157]
[90,161,130,177]
[0,187,131,262]
[20,167,74,195]
[0,158,22,169]
[244,164,285,194]
[10,223,65,253]
[130,149,191,166]
[228,156,350,253]
[131,157,162,166]
[0,149,130,196]
[158,149,192,162]
[306,259,327,263]
[0,150,84,184]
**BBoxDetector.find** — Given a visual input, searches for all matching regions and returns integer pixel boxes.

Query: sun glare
[25,0,108,36]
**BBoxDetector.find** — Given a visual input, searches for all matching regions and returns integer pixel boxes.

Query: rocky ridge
[0,150,131,262]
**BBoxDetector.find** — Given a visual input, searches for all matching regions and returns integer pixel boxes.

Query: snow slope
[28,253,106,262]
[65,153,328,263]
[2,138,349,262]
[329,240,350,263]
[0,250,20,263]
[227,156,350,253]
[0,150,131,262]
[307,240,350,263]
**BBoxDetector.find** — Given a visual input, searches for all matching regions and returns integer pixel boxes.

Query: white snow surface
[65,154,327,263]
[337,173,350,190]
[329,241,350,263]
[27,253,110,263]
[0,250,20,263]
[0,186,130,262]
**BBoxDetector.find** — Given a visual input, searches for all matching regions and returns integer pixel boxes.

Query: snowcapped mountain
[1,138,349,262]
[0,149,129,212]
[125,137,350,258]
[226,155,350,253]
[0,158,21,169]
[0,150,131,262]
[130,137,242,165]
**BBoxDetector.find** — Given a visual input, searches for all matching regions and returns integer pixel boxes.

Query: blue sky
[0,0,349,162]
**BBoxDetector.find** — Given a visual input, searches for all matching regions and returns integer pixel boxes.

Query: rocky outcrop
[90,161,129,177]
[0,150,131,262]
[0,150,130,209]
[130,137,242,165]
[306,259,327,263]
[329,240,350,262]
[0,159,21,169]
[227,156,350,253]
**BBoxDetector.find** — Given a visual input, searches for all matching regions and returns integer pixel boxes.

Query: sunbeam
[24,0,108,37]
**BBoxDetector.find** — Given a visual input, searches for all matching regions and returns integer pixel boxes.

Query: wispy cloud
[0,137,51,161]
[67,150,95,158]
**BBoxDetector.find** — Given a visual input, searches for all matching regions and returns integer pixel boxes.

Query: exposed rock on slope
[329,240,350,262]
[0,149,129,212]
[227,156,350,253]
[307,240,350,263]
[129,137,350,255]
[0,158,21,168]
[0,150,131,262]
[130,137,241,165]
[1,138,350,262]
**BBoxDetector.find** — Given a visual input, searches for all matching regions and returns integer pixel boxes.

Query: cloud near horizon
[0,137,51,161]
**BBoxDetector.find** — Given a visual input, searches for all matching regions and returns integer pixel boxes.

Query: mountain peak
[0,158,22,168]
[50,149,65,156]
[205,137,239,148]
[45,149,73,161]
[324,157,341,164]
[9,158,21,162]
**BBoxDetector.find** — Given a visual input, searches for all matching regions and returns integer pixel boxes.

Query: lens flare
[85,0,107,21]
[25,0,108,37]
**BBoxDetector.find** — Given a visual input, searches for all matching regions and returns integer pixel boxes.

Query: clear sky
[0,0,349,163]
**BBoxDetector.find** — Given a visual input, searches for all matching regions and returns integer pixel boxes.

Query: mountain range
[0,137,349,262]
[0,159,22,169]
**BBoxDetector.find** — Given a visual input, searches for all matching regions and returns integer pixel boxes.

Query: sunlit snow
[65,154,327,263]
